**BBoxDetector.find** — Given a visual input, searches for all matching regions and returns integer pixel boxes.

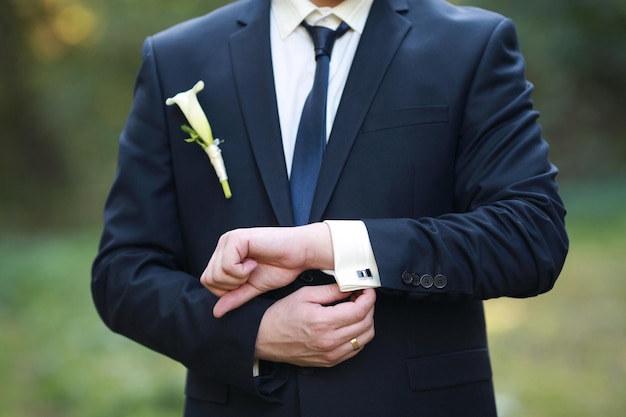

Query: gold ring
[350,338,360,351]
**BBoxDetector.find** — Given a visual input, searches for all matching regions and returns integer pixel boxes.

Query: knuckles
[310,336,336,353]
[319,350,345,366]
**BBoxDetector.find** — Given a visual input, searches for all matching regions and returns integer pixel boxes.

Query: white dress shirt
[271,0,380,291]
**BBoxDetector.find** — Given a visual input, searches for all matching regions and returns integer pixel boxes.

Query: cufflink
[356,269,373,279]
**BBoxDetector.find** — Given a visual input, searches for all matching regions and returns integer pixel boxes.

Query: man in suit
[92,0,568,415]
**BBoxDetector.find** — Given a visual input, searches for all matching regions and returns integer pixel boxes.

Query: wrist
[300,222,334,271]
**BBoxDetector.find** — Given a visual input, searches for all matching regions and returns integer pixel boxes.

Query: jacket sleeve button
[401,271,414,285]
[434,274,447,289]
[420,274,434,288]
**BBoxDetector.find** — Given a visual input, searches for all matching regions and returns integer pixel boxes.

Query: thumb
[301,283,352,306]
[213,283,263,318]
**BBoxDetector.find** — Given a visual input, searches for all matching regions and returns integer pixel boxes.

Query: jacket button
[420,274,434,288]
[411,272,421,287]
[299,367,315,375]
[401,271,413,285]
[434,274,447,289]
[300,271,314,283]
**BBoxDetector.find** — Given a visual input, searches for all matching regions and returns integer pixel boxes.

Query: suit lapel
[230,0,411,225]
[310,0,411,221]
[230,1,295,226]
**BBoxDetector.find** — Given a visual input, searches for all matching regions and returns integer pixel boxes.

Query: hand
[201,223,334,318]
[255,284,376,368]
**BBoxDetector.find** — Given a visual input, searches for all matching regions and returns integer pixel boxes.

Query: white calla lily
[166,81,213,143]
[166,81,232,199]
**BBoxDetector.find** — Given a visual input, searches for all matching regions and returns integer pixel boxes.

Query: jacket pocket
[185,371,228,404]
[406,348,492,391]
[362,105,449,133]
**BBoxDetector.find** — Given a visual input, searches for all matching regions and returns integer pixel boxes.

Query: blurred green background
[1,0,624,416]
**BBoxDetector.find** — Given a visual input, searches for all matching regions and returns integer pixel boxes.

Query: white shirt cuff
[322,220,381,291]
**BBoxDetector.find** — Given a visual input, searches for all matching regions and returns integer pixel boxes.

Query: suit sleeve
[364,18,568,300]
[91,37,281,401]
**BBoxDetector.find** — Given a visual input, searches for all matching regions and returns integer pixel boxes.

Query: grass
[0,182,624,416]
[0,232,185,417]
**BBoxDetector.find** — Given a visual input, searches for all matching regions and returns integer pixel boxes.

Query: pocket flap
[363,105,449,133]
[407,348,492,391]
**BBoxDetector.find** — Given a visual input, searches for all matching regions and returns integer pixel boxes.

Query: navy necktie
[290,21,349,225]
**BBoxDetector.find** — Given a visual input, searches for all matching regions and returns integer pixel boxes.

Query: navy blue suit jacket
[92,0,568,415]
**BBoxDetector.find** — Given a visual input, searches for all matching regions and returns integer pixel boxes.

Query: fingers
[326,289,376,353]
[200,230,258,296]
[302,283,351,305]
[254,285,376,367]
[201,257,257,294]
[318,323,376,367]
[296,286,376,333]
[314,287,376,362]
[316,287,376,329]
[212,282,264,318]
[332,303,376,356]
[212,282,350,318]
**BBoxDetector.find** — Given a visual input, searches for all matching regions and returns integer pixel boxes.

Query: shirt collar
[272,0,373,39]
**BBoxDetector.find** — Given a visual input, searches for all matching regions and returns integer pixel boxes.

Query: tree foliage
[466,0,626,178]
[1,0,624,231]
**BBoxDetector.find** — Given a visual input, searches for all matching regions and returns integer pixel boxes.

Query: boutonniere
[166,81,232,199]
